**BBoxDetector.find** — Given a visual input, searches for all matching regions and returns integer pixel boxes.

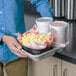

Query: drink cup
[50,21,69,44]
[36,17,53,34]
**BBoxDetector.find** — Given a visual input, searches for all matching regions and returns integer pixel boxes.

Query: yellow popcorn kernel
[32,33,36,36]
[26,33,31,37]
[36,34,40,37]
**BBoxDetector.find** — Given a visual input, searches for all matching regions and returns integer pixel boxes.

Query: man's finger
[12,44,27,56]
[11,50,27,57]
[13,40,22,50]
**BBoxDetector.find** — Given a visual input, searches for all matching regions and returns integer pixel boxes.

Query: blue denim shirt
[0,0,53,63]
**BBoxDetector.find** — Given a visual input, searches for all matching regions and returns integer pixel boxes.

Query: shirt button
[0,11,2,14]
[2,27,5,30]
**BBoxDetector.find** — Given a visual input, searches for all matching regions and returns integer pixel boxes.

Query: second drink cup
[36,17,53,34]
[50,21,69,45]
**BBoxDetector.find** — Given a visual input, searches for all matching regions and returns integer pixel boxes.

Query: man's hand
[2,35,27,57]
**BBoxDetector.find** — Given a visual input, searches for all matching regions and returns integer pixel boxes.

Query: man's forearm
[30,0,53,17]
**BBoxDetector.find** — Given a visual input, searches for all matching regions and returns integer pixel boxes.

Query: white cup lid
[50,21,69,31]
[36,17,53,23]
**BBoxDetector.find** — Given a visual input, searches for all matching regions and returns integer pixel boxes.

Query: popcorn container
[18,25,54,55]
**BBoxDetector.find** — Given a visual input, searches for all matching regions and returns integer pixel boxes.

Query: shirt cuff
[0,32,5,44]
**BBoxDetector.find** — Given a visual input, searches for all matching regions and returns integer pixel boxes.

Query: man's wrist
[2,35,8,43]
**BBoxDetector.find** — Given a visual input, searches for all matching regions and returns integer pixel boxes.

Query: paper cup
[36,17,53,34]
[50,21,69,44]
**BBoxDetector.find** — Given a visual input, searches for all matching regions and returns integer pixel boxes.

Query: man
[0,0,53,76]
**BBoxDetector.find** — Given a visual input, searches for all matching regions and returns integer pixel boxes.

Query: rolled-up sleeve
[31,0,53,17]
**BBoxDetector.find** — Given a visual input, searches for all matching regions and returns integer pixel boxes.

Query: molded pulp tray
[22,46,63,61]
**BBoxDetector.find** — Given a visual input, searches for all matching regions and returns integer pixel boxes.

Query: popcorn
[19,33,53,47]
[19,25,53,49]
